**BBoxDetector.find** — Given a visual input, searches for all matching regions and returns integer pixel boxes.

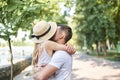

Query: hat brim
[32,22,57,43]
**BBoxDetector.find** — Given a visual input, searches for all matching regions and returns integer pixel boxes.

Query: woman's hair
[32,43,40,67]
[32,33,55,67]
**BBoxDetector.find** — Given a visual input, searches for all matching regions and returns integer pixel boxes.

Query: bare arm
[46,40,66,51]
[34,64,58,80]
[34,51,69,80]
[46,40,76,55]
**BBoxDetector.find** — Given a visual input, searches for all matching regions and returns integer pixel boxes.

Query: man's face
[53,27,61,42]
[53,27,66,44]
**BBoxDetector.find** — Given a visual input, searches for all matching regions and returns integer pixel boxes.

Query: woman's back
[37,47,51,67]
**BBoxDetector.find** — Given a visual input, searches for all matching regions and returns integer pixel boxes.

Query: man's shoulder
[55,50,68,54]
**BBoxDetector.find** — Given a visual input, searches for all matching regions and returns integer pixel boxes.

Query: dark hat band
[31,25,51,40]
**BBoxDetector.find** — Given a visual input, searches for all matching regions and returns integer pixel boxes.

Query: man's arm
[34,64,58,80]
[34,51,66,80]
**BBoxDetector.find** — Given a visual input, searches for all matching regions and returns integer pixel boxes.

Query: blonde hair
[32,43,40,67]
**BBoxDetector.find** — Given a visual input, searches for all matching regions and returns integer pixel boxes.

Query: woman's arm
[46,40,66,51]
[45,40,76,55]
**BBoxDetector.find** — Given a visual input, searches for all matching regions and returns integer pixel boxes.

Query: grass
[89,50,120,61]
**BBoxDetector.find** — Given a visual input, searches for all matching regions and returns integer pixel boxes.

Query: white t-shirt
[49,50,72,80]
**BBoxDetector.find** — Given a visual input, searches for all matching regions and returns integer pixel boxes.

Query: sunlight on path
[72,53,120,80]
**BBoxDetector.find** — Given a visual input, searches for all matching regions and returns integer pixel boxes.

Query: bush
[89,50,120,61]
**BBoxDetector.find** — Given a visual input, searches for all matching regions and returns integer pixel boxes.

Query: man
[34,24,75,80]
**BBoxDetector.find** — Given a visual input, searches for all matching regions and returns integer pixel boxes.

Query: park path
[72,52,120,80]
[14,52,120,80]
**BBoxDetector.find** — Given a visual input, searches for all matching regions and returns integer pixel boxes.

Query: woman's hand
[65,43,76,55]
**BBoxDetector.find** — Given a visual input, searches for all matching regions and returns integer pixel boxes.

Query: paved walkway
[14,52,120,80]
[72,52,120,80]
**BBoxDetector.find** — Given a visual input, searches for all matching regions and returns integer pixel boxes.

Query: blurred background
[0,0,120,80]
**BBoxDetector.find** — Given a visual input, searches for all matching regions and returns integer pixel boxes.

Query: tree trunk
[101,41,107,56]
[95,41,99,56]
[8,38,13,80]
[106,39,111,50]
[98,42,102,53]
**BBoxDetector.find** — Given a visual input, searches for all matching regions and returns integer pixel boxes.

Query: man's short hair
[57,24,72,43]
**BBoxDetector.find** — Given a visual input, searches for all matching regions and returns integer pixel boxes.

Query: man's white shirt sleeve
[49,50,68,69]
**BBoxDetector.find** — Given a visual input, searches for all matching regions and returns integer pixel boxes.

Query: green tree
[73,0,119,55]
[0,0,67,79]
[110,0,120,45]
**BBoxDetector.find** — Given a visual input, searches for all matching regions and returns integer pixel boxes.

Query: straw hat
[32,20,57,43]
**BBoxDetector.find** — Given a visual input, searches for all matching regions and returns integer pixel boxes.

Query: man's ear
[59,33,65,39]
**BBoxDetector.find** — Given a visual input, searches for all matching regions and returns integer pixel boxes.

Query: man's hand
[65,43,76,55]
[34,64,58,80]
[34,63,47,73]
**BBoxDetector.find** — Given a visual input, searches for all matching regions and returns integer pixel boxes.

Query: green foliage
[90,50,120,61]
[73,0,120,48]
[0,0,68,41]
[0,1,69,79]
